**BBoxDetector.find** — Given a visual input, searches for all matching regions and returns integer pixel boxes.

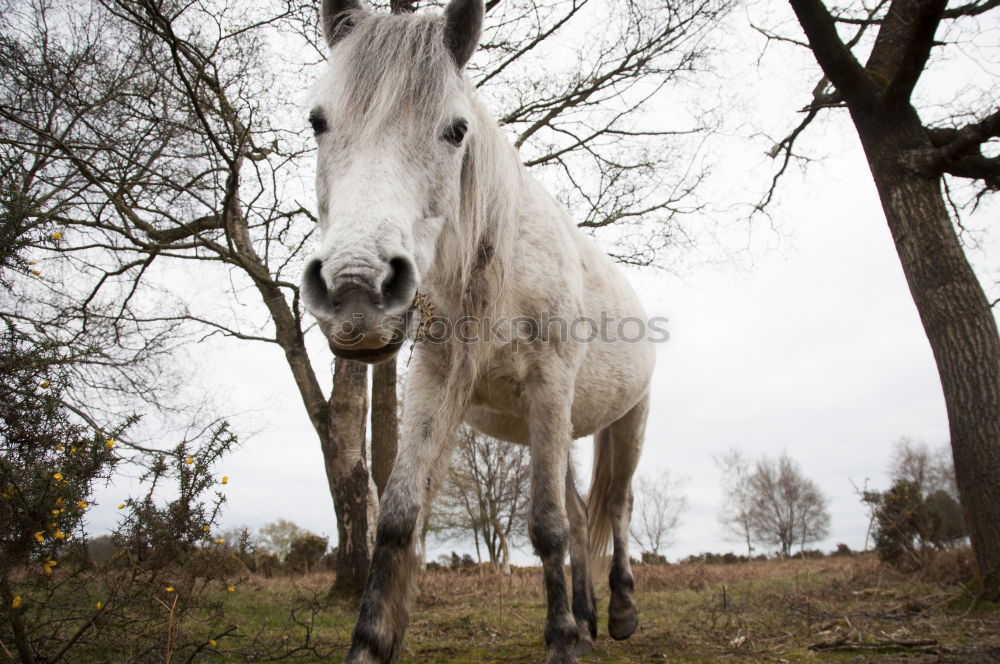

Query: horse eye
[442,119,468,146]
[309,110,328,136]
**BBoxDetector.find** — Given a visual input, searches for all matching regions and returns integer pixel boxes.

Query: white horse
[301,0,655,662]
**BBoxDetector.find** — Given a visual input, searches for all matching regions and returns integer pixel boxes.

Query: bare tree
[629,469,687,559]
[430,427,530,573]
[746,452,830,557]
[759,0,1000,596]
[715,447,755,557]
[888,437,959,500]
[0,0,382,593]
[257,519,307,562]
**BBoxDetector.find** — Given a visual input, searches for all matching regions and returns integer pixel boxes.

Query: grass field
[194,552,999,663]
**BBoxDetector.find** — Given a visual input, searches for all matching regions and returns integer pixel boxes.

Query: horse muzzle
[301,250,418,361]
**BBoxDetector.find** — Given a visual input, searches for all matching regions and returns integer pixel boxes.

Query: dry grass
[306,552,996,663]
[57,553,1000,663]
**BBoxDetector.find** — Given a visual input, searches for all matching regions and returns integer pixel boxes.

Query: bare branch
[788,0,877,107]
[941,0,1000,18]
[880,0,949,105]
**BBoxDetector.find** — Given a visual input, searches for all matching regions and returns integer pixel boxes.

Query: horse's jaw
[320,309,412,364]
[327,335,405,364]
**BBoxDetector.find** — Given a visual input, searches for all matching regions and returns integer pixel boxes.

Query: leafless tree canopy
[430,427,530,572]
[717,449,830,557]
[887,437,959,500]
[629,469,687,557]
[747,452,830,556]
[715,447,755,556]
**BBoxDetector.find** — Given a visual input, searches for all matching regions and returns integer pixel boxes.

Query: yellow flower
[184,456,194,465]
[55,497,64,506]
[40,380,49,388]
[117,503,126,509]
[165,587,175,593]
[35,531,45,543]
[220,476,229,485]
[42,560,56,574]
[52,472,63,481]
[32,269,41,276]
[77,501,88,509]
[53,530,66,540]
[208,639,217,647]
[95,601,103,611]
[51,231,62,240]
[226,585,235,593]
[52,509,61,516]
[12,596,21,609]
[105,439,115,449]
[202,525,210,532]
[55,444,65,452]
[216,538,224,545]
[69,446,77,454]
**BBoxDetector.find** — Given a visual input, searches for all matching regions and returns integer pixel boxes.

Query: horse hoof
[574,635,593,656]
[608,610,637,640]
[546,650,579,664]
[608,595,638,641]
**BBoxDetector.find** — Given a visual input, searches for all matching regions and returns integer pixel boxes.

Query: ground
[210,552,999,663]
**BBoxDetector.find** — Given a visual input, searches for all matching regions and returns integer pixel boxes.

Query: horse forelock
[315,10,523,348]
[324,12,454,142]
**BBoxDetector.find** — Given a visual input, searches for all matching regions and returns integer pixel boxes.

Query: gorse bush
[0,333,245,662]
[0,332,131,661]
[2,165,247,662]
[863,479,967,570]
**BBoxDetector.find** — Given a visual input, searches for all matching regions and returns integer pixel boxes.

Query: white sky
[88,2,999,565]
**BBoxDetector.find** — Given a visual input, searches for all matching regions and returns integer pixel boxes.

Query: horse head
[301,0,484,363]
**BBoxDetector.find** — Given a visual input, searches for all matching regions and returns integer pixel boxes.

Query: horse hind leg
[588,393,648,641]
[565,463,597,655]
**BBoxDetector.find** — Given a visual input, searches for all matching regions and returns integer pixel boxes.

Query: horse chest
[469,356,530,414]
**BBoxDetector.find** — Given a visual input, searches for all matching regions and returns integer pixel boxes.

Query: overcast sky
[88,2,998,565]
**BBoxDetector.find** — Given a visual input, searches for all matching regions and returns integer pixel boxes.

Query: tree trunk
[496,519,511,575]
[371,358,398,499]
[324,358,377,597]
[855,109,1000,598]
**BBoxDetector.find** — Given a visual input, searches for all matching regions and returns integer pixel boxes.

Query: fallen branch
[809,637,939,652]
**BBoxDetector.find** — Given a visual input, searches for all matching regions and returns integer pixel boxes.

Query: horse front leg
[344,356,467,664]
[527,374,580,664]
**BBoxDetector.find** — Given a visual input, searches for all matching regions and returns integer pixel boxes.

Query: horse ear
[321,0,363,48]
[442,0,483,69]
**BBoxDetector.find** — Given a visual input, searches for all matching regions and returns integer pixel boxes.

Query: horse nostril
[381,256,417,313]
[302,258,335,315]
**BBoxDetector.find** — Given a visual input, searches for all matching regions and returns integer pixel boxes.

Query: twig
[182,625,239,664]
[48,605,105,664]
[163,594,179,664]
[509,611,532,627]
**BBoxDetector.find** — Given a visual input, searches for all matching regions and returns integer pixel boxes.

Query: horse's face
[301,0,483,364]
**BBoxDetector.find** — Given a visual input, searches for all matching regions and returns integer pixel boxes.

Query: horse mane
[328,11,523,331]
